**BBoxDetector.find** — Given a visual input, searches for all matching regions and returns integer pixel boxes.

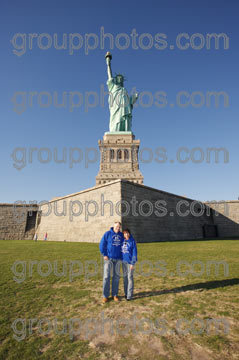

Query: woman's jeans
[103,258,121,298]
[122,261,134,299]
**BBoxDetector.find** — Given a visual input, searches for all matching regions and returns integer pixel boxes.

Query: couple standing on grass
[99,221,137,303]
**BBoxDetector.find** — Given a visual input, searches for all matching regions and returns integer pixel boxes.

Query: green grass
[0,239,239,360]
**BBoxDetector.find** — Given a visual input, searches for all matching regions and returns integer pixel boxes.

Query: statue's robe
[107,77,136,132]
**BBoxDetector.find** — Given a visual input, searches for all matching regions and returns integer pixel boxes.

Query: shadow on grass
[140,237,239,243]
[133,278,239,299]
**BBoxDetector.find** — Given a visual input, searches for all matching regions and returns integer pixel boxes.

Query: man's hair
[114,221,121,226]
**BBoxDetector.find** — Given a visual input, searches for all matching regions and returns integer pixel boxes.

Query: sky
[0,0,238,204]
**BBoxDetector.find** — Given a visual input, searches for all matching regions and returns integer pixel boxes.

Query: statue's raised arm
[105,52,113,80]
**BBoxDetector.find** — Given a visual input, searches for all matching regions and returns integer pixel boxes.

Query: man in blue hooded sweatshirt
[99,221,124,303]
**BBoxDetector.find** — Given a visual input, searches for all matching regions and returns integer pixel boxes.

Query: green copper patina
[105,52,138,132]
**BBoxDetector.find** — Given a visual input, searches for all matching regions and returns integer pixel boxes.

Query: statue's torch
[105,51,112,65]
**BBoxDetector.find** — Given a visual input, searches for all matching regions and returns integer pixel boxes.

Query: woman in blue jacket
[121,229,137,301]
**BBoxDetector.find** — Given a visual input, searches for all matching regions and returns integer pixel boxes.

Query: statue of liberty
[105,52,138,132]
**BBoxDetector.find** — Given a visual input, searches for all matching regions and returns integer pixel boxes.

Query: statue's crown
[114,73,126,81]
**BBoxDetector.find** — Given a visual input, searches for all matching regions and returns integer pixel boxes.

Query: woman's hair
[123,228,131,235]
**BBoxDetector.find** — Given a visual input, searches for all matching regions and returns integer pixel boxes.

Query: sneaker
[126,298,131,301]
[113,296,119,302]
[102,297,108,303]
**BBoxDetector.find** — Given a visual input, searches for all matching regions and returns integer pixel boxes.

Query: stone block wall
[205,201,239,238]
[36,181,122,242]
[1,181,239,242]
[0,204,38,240]
[121,181,215,242]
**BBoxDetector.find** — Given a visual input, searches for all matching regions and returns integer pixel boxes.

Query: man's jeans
[122,261,134,299]
[103,258,121,298]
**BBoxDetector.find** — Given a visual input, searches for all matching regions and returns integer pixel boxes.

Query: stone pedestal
[96,132,144,185]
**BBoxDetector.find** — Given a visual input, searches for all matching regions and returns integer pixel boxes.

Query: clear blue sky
[1,0,238,203]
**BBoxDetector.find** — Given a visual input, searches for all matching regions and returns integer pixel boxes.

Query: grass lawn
[0,239,239,360]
